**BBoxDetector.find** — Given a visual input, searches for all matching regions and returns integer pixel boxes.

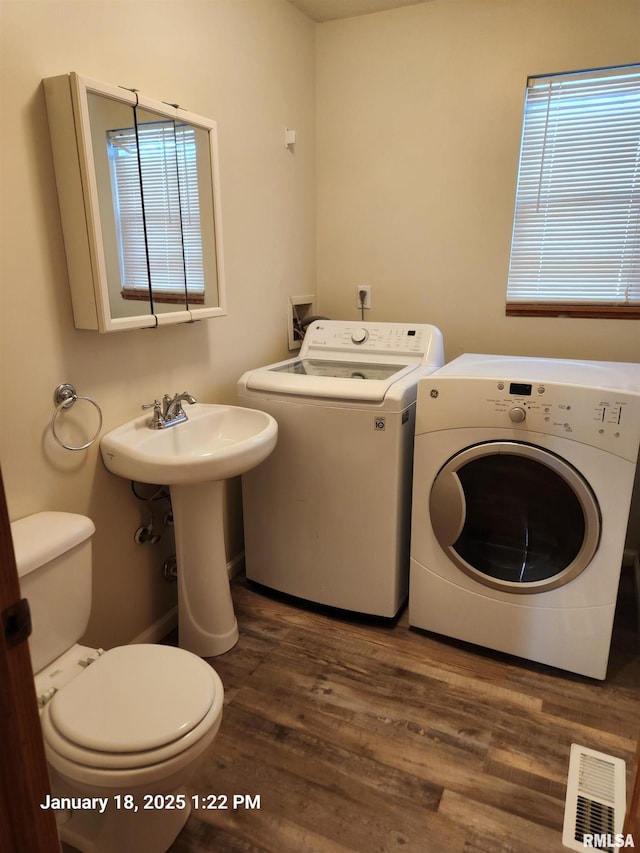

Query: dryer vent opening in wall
[562,744,627,851]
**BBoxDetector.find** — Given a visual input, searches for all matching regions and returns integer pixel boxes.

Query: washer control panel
[418,376,640,462]
[302,321,441,361]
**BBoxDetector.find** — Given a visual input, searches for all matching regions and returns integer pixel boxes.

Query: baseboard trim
[227,550,245,580]
[131,606,178,645]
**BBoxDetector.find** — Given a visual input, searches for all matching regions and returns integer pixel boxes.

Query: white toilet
[11,511,224,853]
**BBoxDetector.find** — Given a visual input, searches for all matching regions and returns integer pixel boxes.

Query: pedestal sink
[100,404,277,657]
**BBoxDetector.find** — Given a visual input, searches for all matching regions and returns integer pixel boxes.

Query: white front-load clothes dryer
[238,321,444,617]
[409,354,640,679]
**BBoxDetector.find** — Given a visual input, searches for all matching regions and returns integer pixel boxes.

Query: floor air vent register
[562,744,627,851]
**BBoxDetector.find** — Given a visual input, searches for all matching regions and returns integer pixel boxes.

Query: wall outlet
[288,295,316,350]
[356,285,371,309]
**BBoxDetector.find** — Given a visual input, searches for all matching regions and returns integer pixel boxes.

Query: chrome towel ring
[52,383,103,451]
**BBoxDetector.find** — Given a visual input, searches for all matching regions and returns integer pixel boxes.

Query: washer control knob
[351,328,369,345]
[509,406,527,423]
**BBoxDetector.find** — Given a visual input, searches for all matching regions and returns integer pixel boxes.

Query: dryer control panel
[416,376,640,462]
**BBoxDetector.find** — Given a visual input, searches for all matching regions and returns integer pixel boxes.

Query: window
[506,65,640,318]
[108,121,204,304]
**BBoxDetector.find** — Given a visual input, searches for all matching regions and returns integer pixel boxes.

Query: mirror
[44,73,226,332]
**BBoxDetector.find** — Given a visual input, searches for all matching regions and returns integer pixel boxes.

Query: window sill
[506,304,640,319]
[122,288,204,305]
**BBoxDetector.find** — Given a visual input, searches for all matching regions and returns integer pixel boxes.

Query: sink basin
[101,403,277,485]
[100,403,277,658]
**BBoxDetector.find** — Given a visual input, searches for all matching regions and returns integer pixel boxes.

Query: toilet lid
[48,644,216,753]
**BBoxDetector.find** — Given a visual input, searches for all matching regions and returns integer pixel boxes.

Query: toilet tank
[10,511,95,674]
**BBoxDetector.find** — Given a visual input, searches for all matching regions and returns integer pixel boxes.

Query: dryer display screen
[509,382,532,396]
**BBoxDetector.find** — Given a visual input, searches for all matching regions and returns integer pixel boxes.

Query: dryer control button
[509,406,527,423]
[351,328,369,344]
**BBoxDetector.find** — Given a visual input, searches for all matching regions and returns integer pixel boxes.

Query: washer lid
[242,321,444,403]
[48,644,216,753]
[246,360,417,402]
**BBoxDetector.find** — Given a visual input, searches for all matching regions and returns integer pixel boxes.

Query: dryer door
[430,441,601,593]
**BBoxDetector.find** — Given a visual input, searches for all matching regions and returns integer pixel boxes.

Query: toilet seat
[41,644,223,770]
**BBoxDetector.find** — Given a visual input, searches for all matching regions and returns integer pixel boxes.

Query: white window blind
[108,121,204,300]
[506,65,640,311]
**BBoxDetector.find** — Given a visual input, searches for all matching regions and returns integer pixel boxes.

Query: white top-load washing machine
[237,320,444,617]
[409,353,640,679]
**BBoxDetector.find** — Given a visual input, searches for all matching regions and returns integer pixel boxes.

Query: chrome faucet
[142,392,197,429]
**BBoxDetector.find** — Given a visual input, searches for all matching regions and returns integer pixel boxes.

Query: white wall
[0,0,315,647]
[316,0,640,363]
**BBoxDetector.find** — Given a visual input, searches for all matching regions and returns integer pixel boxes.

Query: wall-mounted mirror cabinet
[44,73,226,332]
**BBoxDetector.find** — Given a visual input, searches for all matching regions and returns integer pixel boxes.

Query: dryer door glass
[429,441,601,593]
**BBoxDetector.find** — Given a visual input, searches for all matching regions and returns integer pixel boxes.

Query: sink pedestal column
[170,480,239,657]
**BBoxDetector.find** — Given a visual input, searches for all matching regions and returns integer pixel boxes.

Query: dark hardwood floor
[169,569,640,853]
